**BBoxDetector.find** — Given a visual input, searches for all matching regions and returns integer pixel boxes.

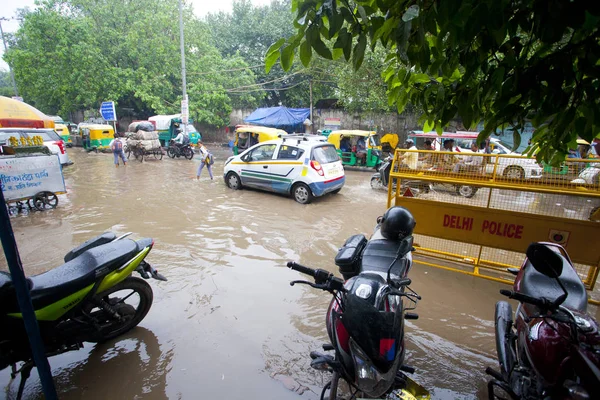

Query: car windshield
[312,144,339,164]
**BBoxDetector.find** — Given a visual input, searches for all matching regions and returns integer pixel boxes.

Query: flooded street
[1,147,598,399]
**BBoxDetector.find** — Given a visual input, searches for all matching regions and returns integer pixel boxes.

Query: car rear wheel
[503,166,525,179]
[292,183,313,204]
[226,172,242,190]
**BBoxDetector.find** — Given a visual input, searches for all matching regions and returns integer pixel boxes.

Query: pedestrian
[196,140,213,180]
[109,134,127,167]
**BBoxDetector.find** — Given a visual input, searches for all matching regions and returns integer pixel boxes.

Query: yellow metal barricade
[386,149,600,303]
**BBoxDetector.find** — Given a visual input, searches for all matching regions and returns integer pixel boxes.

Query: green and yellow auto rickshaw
[233,125,288,155]
[77,123,114,150]
[54,123,72,145]
[327,130,382,168]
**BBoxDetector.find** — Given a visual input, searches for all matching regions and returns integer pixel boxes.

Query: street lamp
[0,17,19,97]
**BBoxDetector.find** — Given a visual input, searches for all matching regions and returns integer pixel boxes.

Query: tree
[266,0,600,162]
[206,0,337,108]
[0,70,15,98]
[4,0,260,126]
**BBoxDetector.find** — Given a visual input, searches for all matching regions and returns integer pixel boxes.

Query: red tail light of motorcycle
[310,160,324,176]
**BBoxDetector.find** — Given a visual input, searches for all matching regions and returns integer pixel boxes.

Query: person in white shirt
[398,139,419,170]
[453,142,483,173]
[196,141,214,180]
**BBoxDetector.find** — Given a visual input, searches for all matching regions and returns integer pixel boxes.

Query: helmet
[379,206,416,240]
[405,139,414,146]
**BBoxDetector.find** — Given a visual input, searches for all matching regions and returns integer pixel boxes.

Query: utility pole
[178,0,188,135]
[309,79,313,133]
[0,17,19,97]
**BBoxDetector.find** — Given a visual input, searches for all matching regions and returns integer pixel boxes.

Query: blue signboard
[100,101,116,121]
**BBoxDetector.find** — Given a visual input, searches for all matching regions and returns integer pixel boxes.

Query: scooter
[286,207,429,399]
[486,242,600,400]
[0,231,166,399]
[370,155,478,198]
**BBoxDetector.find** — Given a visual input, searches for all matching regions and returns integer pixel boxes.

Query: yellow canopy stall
[0,96,55,129]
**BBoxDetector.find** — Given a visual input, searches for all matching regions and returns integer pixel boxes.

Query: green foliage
[0,70,15,97]
[3,0,259,126]
[267,0,600,160]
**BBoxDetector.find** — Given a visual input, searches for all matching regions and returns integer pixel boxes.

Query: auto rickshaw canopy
[0,96,55,129]
[327,130,377,148]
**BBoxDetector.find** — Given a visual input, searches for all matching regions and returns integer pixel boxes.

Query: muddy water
[1,147,597,399]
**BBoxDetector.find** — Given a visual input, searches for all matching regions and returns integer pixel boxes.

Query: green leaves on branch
[267,0,600,161]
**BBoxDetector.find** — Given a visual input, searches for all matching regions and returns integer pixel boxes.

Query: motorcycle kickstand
[14,361,34,400]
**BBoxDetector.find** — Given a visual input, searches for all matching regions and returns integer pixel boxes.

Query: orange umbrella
[0,96,55,129]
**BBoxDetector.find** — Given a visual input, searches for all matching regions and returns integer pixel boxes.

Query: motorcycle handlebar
[287,261,316,277]
[500,289,550,309]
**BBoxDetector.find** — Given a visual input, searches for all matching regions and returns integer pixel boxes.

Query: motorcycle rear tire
[184,147,194,160]
[86,277,154,343]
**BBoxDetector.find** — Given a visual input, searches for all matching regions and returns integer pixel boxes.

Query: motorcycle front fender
[495,300,515,379]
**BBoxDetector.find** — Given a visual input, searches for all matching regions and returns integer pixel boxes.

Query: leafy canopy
[266,0,600,161]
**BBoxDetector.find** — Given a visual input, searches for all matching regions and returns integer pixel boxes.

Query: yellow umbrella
[0,96,55,129]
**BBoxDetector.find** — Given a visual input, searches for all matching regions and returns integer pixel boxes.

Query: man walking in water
[196,141,213,180]
[109,134,127,167]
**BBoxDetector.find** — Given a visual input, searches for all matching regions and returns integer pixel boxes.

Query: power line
[187,64,266,76]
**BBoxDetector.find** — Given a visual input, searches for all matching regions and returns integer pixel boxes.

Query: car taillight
[56,140,65,154]
[310,160,324,176]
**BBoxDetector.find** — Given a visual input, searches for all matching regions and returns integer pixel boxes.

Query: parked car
[0,128,73,166]
[223,135,345,204]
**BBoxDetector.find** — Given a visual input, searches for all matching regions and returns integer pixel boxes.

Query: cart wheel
[153,149,163,160]
[33,191,58,211]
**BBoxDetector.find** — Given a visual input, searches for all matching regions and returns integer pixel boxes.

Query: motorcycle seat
[0,240,140,315]
[64,231,117,262]
[519,258,588,313]
[360,236,412,278]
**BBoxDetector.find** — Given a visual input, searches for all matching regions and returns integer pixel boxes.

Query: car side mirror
[526,243,563,278]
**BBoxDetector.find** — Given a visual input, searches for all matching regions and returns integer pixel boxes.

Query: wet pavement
[1,146,598,399]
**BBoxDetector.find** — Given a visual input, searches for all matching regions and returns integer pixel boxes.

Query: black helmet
[379,206,416,240]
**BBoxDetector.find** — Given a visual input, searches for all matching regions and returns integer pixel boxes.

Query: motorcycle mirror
[526,243,563,279]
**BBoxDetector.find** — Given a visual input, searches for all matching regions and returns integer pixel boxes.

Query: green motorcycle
[0,232,166,398]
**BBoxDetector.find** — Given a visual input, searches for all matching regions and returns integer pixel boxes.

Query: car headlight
[349,338,399,397]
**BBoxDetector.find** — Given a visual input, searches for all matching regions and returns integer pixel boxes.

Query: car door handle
[263,165,268,169]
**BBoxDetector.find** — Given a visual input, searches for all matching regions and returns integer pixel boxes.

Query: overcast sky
[0,0,272,70]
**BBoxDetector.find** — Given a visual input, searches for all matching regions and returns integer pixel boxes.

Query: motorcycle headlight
[349,338,399,397]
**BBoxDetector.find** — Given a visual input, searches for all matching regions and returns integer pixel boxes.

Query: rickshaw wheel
[33,191,58,211]
[153,149,163,160]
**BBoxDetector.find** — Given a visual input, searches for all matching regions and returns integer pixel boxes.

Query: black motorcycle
[167,140,194,160]
[371,155,478,198]
[286,207,428,399]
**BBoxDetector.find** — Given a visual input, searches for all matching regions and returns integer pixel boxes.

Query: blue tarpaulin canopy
[243,106,310,133]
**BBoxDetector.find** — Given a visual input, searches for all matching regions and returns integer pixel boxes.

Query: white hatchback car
[0,128,73,166]
[223,135,345,203]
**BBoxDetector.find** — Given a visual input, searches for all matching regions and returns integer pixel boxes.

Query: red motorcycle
[486,242,600,399]
[286,207,428,399]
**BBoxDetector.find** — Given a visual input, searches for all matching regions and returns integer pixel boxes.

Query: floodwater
[1,147,598,399]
